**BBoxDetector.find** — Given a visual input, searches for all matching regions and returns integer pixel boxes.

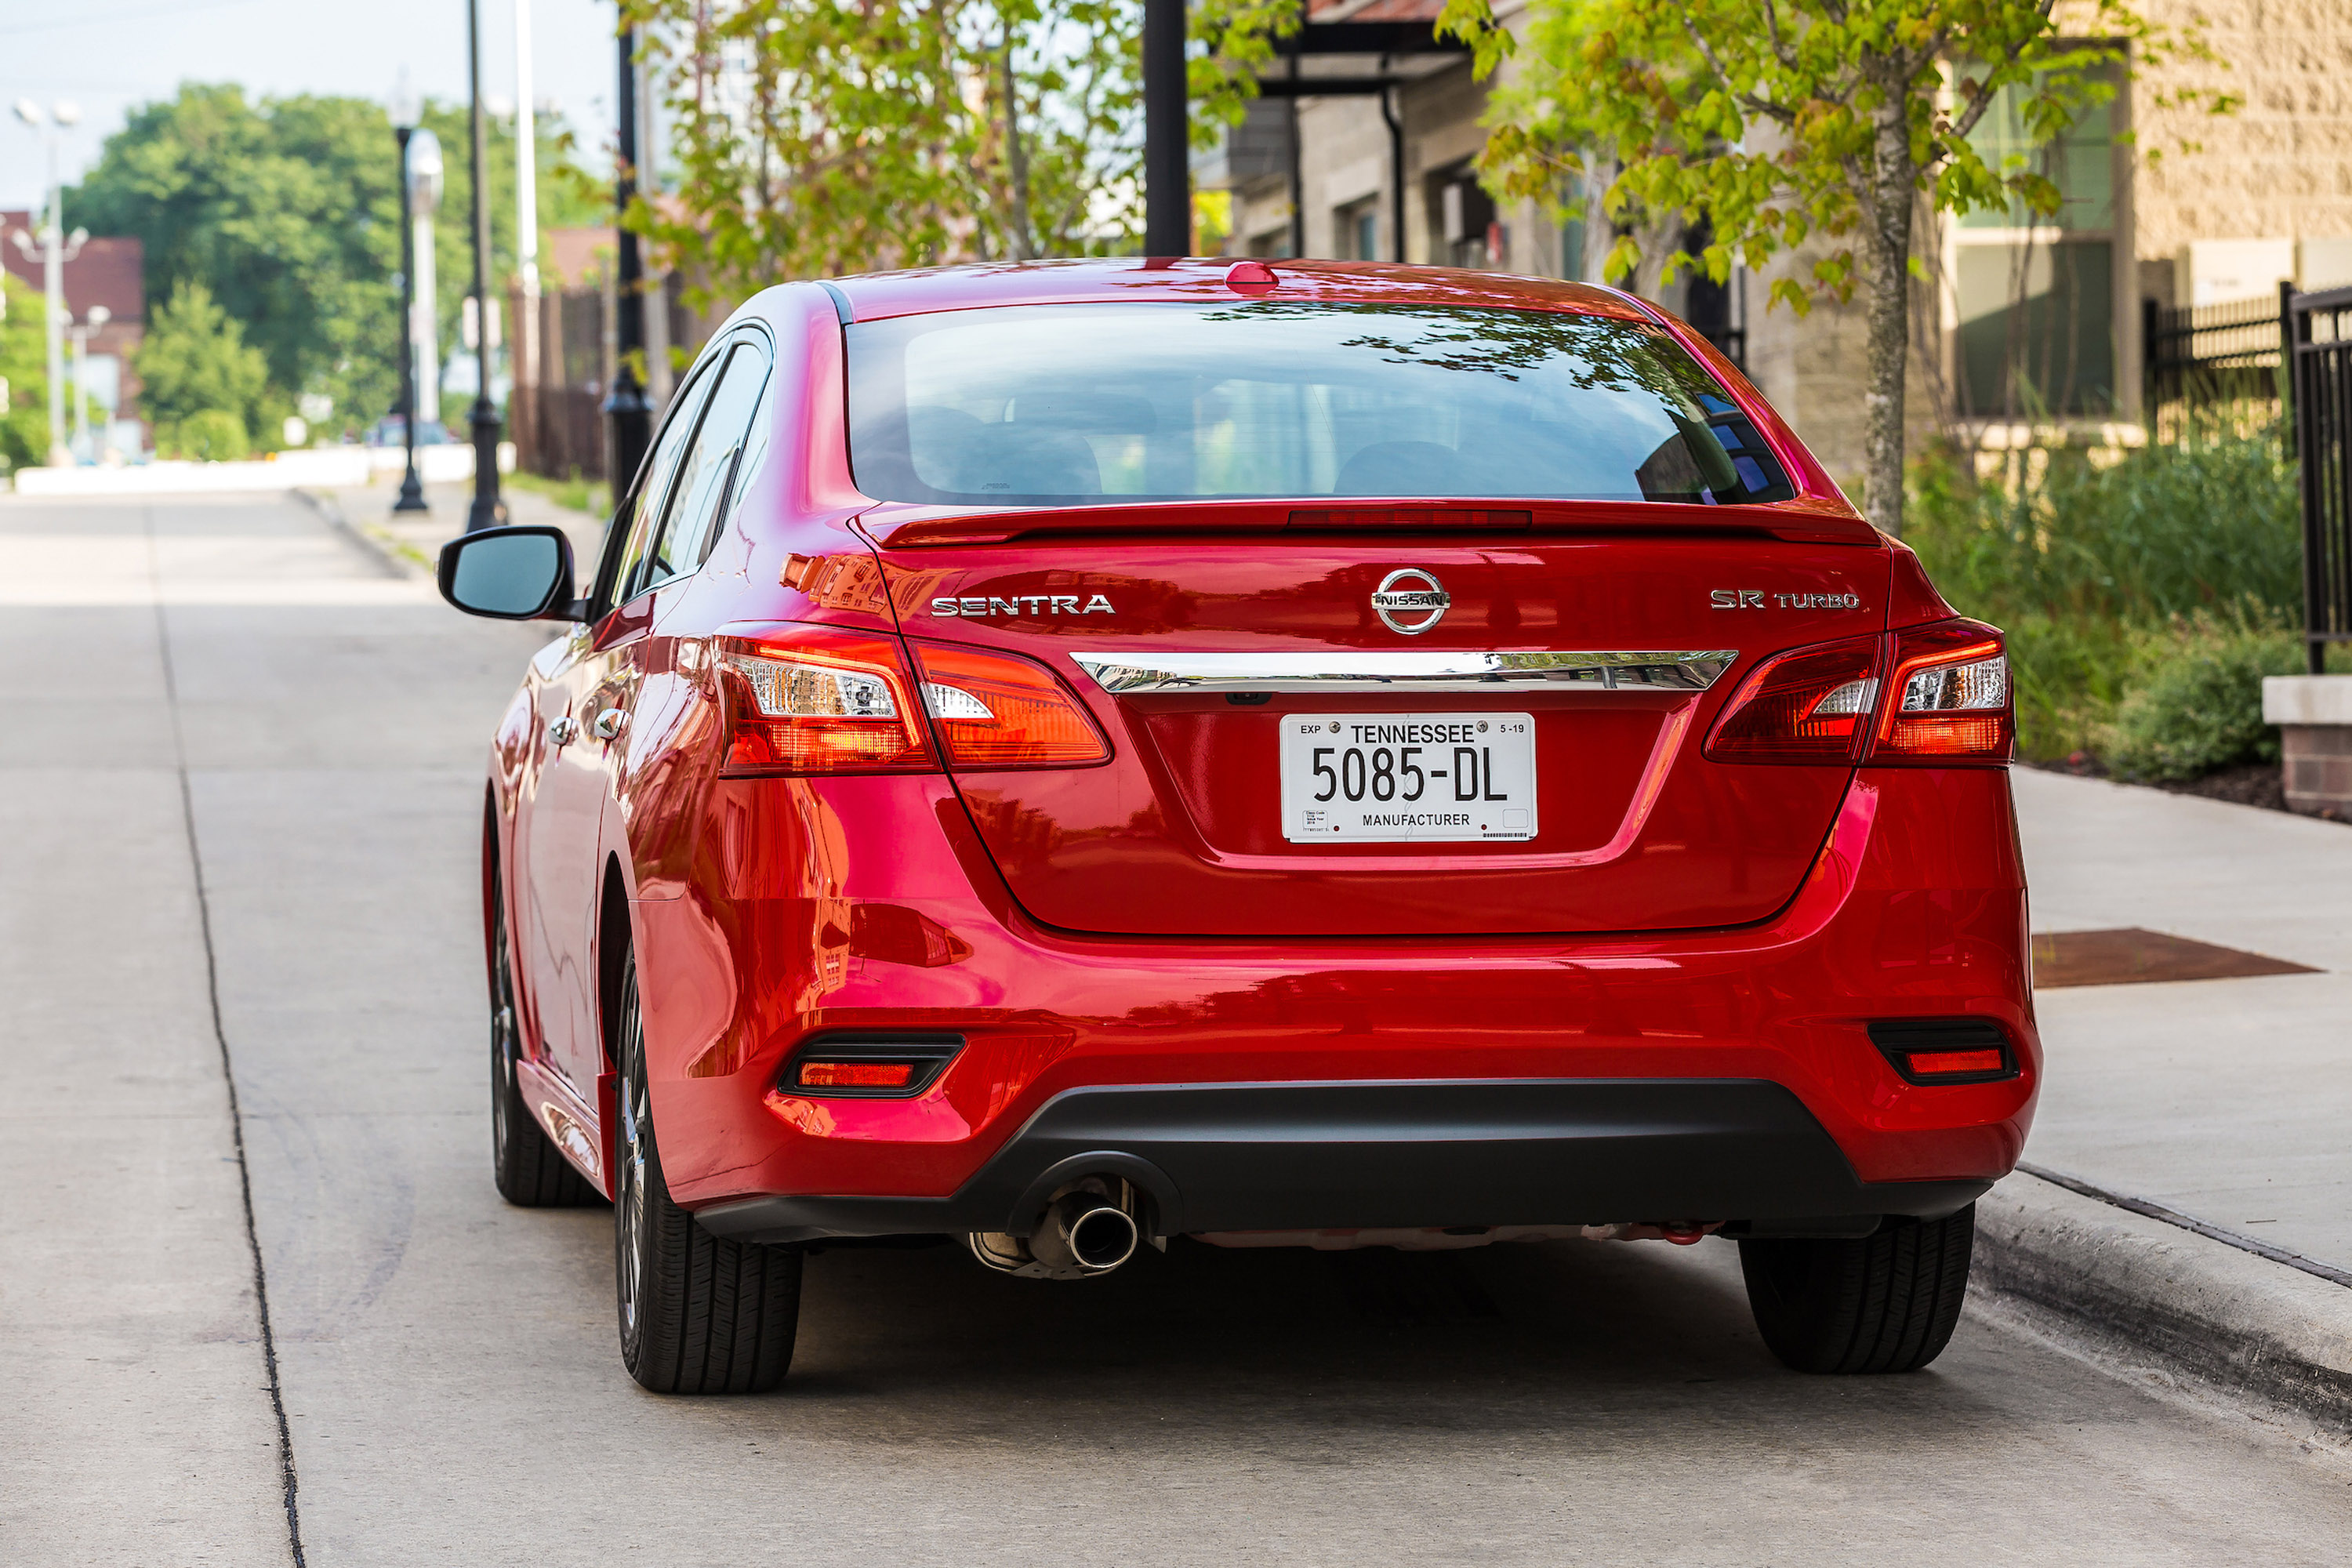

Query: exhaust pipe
[966,1179,1144,1280]
[1032,1190,1141,1274]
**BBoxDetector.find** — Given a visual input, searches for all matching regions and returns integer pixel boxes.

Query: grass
[505,468,612,521]
[1905,422,2315,767]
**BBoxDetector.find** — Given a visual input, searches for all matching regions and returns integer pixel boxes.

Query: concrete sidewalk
[301,474,607,586]
[1993,768,2352,1421]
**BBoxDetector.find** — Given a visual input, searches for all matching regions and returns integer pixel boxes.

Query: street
[8,491,2351,1566]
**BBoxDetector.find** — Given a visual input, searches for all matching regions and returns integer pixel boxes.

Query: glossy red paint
[477,260,2037,1234]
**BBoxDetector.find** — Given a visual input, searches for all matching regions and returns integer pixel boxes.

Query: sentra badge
[931,593,1116,617]
[1370,568,1450,635]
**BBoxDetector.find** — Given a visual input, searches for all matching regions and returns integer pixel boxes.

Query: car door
[520,361,721,1091]
[598,336,779,896]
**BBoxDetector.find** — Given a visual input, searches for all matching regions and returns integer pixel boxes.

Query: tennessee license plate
[1279,713,1538,843]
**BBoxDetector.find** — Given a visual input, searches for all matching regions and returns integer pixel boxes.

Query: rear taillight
[1703,636,1882,764]
[1874,619,2013,762]
[1704,619,2011,767]
[716,629,935,775]
[910,641,1110,768]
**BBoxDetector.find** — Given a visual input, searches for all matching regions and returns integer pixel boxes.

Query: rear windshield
[844,301,1795,508]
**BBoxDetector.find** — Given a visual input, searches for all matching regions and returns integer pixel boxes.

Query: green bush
[1907,425,2303,764]
[2104,614,2304,782]
[160,408,252,463]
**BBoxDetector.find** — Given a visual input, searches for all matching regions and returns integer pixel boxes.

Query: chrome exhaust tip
[1034,1193,1141,1275]
[964,1180,1144,1279]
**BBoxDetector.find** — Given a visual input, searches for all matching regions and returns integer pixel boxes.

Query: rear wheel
[612,938,801,1393]
[489,878,597,1207]
[1738,1206,1975,1374]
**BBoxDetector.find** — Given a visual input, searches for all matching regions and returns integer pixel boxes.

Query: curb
[1974,1170,2352,1428]
[290,486,430,579]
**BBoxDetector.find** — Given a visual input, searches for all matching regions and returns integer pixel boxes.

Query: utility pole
[604,13,652,494]
[1141,0,1189,256]
[513,0,541,477]
[10,99,86,467]
[464,0,505,531]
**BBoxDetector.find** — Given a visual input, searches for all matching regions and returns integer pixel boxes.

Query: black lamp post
[464,0,505,531]
[1142,0,1189,256]
[391,86,428,514]
[604,15,652,496]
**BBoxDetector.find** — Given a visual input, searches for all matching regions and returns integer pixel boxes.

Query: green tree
[0,271,49,472]
[67,84,600,434]
[1434,0,2234,535]
[623,0,1144,299]
[136,279,271,457]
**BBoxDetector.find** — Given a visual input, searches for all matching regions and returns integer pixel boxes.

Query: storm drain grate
[2031,927,2318,988]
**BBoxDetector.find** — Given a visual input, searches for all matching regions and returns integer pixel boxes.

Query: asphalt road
[7,492,2350,1567]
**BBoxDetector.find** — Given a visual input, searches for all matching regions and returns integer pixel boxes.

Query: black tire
[1738,1206,1975,1374]
[612,939,801,1393]
[490,877,599,1207]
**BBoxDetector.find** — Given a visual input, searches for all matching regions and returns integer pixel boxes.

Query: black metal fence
[2288,284,2352,672]
[2144,293,2285,418]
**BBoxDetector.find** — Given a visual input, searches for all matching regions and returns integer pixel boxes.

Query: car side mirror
[437,526,579,620]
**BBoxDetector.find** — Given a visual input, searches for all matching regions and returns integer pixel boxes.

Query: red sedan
[439,258,2033,1393]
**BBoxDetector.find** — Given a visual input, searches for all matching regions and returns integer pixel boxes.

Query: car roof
[822,256,1654,325]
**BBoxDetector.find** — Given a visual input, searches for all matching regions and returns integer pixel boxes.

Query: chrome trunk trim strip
[1069,649,1739,695]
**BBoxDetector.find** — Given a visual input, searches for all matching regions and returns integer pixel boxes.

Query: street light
[390,81,428,513]
[463,0,505,531]
[10,98,89,467]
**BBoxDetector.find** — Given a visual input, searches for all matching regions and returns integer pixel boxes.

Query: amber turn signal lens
[911,641,1110,768]
[796,1060,916,1089]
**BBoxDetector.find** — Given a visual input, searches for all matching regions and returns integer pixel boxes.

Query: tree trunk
[1003,40,1035,261]
[1863,93,1916,537]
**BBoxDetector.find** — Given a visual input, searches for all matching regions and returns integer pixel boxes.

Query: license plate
[1279,713,1538,843]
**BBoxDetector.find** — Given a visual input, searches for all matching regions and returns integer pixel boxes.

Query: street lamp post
[390,85,428,513]
[1141,0,1188,256]
[464,0,505,531]
[10,98,87,467]
[604,14,652,494]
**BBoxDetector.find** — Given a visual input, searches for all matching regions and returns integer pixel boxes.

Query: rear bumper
[692,1078,1990,1244]
[633,766,2038,1226]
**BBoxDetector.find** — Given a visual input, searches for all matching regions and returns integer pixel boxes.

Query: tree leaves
[622,0,1144,303]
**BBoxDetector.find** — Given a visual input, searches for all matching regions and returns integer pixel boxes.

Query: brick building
[0,213,145,450]
[1200,0,2352,478]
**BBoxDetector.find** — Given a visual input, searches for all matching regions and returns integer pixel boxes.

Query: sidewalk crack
[146,506,309,1568]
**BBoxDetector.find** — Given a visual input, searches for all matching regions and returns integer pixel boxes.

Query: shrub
[1907,425,2303,763]
[161,408,252,462]
[2103,613,2304,782]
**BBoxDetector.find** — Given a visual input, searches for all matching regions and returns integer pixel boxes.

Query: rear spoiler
[857,497,1880,549]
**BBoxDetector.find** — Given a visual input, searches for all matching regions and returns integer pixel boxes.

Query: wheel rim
[490,898,519,1160]
[615,967,649,1345]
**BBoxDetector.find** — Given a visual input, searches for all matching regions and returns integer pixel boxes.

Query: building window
[1335,198,1379,262]
[1432,164,1496,268]
[1947,69,2125,418]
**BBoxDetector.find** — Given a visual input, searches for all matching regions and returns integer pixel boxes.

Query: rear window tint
[845,301,1795,508]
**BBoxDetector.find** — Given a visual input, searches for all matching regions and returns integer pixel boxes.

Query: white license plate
[1279,713,1538,843]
